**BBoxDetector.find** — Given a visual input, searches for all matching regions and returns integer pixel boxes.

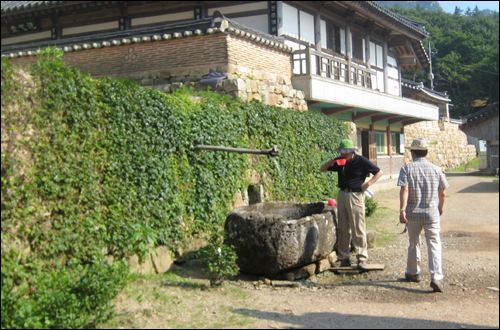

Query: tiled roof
[401,78,450,102]
[1,1,73,14]
[461,102,499,126]
[2,0,431,39]
[1,14,293,58]
[365,1,430,37]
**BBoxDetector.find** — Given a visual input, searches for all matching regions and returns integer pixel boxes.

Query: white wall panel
[64,21,118,36]
[208,2,268,16]
[232,14,269,34]
[2,31,51,45]
[132,11,193,26]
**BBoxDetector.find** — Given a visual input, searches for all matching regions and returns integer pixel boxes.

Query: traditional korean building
[460,102,499,171]
[2,1,458,177]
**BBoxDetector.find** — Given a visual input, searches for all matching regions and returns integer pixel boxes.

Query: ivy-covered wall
[1,48,348,268]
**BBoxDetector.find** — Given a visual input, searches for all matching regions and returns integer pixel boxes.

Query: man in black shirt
[321,139,383,269]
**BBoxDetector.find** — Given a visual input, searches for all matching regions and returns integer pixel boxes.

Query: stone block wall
[404,120,476,170]
[123,63,308,110]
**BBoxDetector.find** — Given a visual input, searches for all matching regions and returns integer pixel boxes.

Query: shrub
[1,261,130,329]
[196,234,239,286]
[365,196,378,217]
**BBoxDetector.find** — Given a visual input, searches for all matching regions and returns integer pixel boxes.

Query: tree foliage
[389,6,499,117]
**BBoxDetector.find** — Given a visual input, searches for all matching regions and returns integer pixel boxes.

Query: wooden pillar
[346,25,352,84]
[365,34,371,70]
[305,46,312,75]
[387,126,392,174]
[383,40,388,94]
[314,10,321,52]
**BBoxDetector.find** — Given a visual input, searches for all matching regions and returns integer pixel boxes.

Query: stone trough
[224,202,336,276]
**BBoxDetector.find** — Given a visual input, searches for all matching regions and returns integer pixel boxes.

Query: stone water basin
[224,202,336,276]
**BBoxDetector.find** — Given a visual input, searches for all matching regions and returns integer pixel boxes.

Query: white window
[340,28,346,54]
[387,55,399,79]
[299,10,315,43]
[352,34,365,62]
[376,44,383,68]
[282,3,298,38]
[376,70,385,92]
[320,19,327,47]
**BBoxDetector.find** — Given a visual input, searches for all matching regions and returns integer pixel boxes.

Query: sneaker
[357,259,367,270]
[405,272,422,282]
[430,280,444,293]
[332,258,351,267]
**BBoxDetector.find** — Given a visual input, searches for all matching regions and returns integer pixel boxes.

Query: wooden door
[361,131,377,166]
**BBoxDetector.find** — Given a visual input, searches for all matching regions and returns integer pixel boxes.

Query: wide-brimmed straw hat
[335,139,358,154]
[409,138,428,150]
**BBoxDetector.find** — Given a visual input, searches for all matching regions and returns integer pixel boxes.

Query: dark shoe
[357,259,367,270]
[405,272,422,282]
[332,258,351,267]
[430,280,444,292]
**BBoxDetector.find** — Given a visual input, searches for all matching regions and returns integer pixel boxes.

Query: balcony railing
[293,47,375,90]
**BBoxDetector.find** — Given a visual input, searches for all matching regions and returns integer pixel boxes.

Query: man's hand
[399,210,408,223]
[438,206,444,216]
[320,159,336,172]
[361,182,369,192]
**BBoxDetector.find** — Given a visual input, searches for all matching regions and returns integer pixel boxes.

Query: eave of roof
[1,15,293,58]
[1,1,77,15]
[352,1,430,38]
[401,78,450,102]
[460,102,499,127]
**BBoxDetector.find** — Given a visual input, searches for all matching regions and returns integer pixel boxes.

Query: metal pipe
[194,144,280,157]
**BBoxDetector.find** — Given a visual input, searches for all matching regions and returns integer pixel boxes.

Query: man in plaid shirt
[397,138,449,292]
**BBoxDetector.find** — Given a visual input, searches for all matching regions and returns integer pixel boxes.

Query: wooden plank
[271,280,301,288]
[329,263,385,271]
[322,106,355,116]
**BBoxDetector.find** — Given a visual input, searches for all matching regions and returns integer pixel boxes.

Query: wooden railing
[292,47,375,89]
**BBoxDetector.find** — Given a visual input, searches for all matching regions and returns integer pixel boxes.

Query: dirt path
[107,173,499,329]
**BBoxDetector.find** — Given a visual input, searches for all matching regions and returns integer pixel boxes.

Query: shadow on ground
[456,181,499,194]
[232,308,498,329]
[332,278,430,294]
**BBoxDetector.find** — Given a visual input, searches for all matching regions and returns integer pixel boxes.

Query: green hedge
[1,47,347,327]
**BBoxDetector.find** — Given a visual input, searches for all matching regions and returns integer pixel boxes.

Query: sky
[439,1,499,14]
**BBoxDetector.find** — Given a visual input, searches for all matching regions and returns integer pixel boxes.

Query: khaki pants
[406,220,444,281]
[337,190,368,261]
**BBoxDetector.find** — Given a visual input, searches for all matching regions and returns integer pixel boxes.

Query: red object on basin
[328,198,337,207]
[336,158,346,166]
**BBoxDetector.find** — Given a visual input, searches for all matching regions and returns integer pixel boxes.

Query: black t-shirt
[327,154,381,190]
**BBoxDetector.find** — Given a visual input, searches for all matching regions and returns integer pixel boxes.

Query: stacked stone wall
[404,120,476,170]
[120,63,307,110]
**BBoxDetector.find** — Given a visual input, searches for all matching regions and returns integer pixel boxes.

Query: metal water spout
[194,144,280,157]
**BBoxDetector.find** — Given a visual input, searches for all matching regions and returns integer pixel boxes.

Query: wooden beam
[371,114,399,123]
[307,101,323,107]
[399,55,416,66]
[352,111,382,122]
[364,20,375,31]
[407,39,424,70]
[322,107,355,116]
[388,35,407,48]
[388,117,409,125]
[403,119,426,126]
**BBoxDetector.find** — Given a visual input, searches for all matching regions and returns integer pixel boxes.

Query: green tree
[389,6,499,117]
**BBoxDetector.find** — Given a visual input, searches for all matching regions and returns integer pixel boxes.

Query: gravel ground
[108,173,499,329]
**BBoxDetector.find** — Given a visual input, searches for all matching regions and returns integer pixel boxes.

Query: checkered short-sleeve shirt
[397,158,449,221]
